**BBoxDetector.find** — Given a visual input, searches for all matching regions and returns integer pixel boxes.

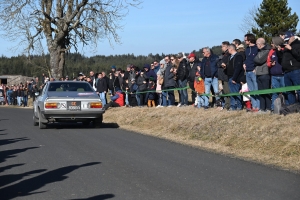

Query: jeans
[125,93,129,106]
[271,75,285,110]
[99,92,106,106]
[228,78,242,110]
[178,79,188,105]
[7,95,12,105]
[17,96,23,106]
[204,77,219,107]
[162,88,175,106]
[23,95,28,107]
[246,71,260,109]
[284,69,300,105]
[197,95,205,108]
[257,74,271,111]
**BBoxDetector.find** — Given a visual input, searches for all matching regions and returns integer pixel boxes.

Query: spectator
[103,88,124,110]
[254,37,272,112]
[194,69,205,109]
[277,31,300,104]
[96,73,108,106]
[176,52,189,107]
[200,47,220,109]
[156,59,165,107]
[145,77,156,107]
[187,53,199,105]
[269,36,285,111]
[226,44,244,111]
[153,60,160,74]
[22,84,29,107]
[218,41,231,110]
[162,55,176,107]
[136,70,148,107]
[144,63,157,82]
[243,33,259,112]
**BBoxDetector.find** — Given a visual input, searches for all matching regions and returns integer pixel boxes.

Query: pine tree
[252,0,298,42]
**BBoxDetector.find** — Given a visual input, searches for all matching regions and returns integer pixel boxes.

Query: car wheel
[92,115,103,128]
[38,110,47,129]
[33,111,38,126]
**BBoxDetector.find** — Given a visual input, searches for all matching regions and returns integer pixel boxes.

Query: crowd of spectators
[1,30,299,113]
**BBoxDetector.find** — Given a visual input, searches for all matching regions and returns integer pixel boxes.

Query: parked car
[33,81,105,129]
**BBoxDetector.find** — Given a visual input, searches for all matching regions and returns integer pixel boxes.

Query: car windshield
[48,82,94,92]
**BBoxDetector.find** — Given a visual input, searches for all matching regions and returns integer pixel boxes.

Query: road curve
[0,107,299,200]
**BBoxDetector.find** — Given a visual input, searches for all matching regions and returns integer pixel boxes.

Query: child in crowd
[145,77,156,107]
[240,76,251,111]
[194,70,205,109]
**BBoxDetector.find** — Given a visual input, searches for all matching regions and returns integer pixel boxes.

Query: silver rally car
[33,81,105,129]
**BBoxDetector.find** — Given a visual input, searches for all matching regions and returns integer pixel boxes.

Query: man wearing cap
[187,53,199,105]
[176,52,188,106]
[200,47,220,109]
[144,63,157,82]
[277,31,300,104]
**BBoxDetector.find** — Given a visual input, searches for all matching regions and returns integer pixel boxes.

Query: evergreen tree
[252,0,298,42]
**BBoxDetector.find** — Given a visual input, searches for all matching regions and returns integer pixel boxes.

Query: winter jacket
[269,50,284,76]
[244,45,258,71]
[187,61,199,82]
[177,58,188,81]
[217,51,230,81]
[111,91,124,106]
[96,78,108,93]
[163,63,176,88]
[225,53,244,83]
[200,54,219,78]
[279,39,300,73]
[136,74,148,91]
[254,44,271,75]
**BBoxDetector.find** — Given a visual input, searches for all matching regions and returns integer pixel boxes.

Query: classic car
[33,81,105,129]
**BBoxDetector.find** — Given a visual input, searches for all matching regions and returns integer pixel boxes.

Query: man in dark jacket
[162,55,176,106]
[200,47,220,109]
[96,73,108,106]
[278,31,300,104]
[144,64,157,82]
[243,33,259,112]
[187,53,199,105]
[226,44,244,110]
[218,41,230,110]
[176,52,188,106]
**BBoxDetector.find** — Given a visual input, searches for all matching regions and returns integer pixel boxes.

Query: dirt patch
[103,106,300,173]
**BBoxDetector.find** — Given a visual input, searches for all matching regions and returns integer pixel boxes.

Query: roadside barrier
[123,85,300,97]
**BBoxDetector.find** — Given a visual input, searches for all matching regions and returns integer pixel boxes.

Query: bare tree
[239,5,259,34]
[0,0,141,79]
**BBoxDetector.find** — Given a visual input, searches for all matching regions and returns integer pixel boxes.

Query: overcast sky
[0,0,299,58]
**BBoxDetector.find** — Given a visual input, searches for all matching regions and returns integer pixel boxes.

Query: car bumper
[42,109,105,119]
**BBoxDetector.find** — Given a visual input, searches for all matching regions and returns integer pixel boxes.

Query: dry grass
[103,106,300,173]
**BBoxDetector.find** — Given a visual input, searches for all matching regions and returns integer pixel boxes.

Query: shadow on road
[0,162,102,200]
[0,147,39,163]
[70,194,115,200]
[0,137,29,146]
[0,164,25,173]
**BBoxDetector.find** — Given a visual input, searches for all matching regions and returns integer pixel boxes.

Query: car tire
[92,115,103,128]
[38,110,47,129]
[33,110,38,126]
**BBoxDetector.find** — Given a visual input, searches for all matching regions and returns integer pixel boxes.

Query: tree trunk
[49,46,65,80]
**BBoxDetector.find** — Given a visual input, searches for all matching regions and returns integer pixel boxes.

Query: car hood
[47,92,98,98]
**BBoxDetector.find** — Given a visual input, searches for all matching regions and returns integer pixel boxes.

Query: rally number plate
[67,101,81,111]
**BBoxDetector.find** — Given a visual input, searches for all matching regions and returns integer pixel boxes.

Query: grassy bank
[103,106,300,173]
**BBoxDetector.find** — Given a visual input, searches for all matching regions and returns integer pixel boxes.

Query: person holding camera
[277,31,300,105]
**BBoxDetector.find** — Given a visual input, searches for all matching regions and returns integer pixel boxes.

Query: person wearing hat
[269,36,285,111]
[103,87,124,110]
[144,63,157,82]
[277,31,300,104]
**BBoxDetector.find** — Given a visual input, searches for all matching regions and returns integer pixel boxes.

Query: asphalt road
[0,107,300,200]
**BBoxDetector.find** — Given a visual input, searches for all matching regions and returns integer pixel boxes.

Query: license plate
[67,101,81,111]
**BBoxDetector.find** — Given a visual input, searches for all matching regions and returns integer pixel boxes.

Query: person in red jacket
[103,88,124,110]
